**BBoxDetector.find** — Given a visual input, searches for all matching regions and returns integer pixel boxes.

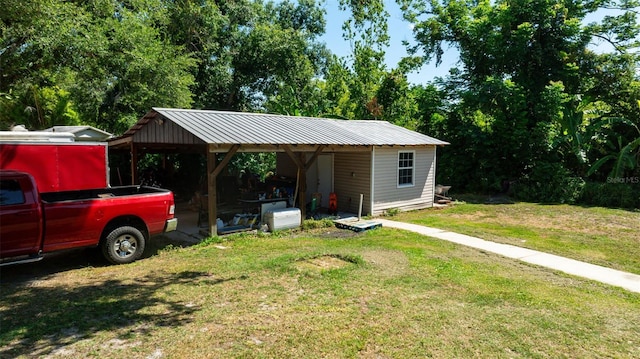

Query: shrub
[512,162,585,204]
[384,208,400,217]
[302,218,335,230]
[580,181,640,209]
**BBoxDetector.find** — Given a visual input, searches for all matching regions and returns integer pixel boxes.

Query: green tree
[0,0,196,132]
[320,56,359,119]
[320,0,389,120]
[401,0,640,195]
[0,86,81,130]
[1,0,332,132]
[163,0,329,112]
[376,70,419,129]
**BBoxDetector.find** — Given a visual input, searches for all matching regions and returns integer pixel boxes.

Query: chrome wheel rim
[114,234,137,258]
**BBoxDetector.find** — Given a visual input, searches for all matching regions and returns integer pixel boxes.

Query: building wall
[134,118,204,145]
[371,146,436,215]
[275,152,333,208]
[334,151,372,215]
[276,146,437,216]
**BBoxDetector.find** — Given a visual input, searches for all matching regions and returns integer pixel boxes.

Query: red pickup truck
[0,170,178,266]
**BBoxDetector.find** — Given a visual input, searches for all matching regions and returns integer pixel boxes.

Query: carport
[109,108,448,236]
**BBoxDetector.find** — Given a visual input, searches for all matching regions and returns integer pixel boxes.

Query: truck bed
[40,186,171,203]
[38,185,175,254]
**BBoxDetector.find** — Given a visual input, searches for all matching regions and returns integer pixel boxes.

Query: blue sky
[317,1,459,85]
[316,1,625,85]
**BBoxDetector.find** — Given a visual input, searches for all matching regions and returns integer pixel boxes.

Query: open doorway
[314,154,333,208]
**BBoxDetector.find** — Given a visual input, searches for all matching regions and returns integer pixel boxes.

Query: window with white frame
[398,151,414,187]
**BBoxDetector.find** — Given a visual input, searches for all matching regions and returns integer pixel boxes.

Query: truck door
[0,178,42,258]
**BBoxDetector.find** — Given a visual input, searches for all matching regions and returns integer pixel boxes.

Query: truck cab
[0,171,43,258]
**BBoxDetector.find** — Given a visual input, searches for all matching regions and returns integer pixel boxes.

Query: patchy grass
[1,227,639,358]
[394,197,640,274]
[302,218,336,230]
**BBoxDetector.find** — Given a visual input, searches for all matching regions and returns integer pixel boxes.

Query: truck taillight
[169,204,175,215]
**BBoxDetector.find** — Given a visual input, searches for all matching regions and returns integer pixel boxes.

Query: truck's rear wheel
[102,226,146,264]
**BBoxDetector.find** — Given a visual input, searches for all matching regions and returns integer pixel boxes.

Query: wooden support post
[298,152,307,221]
[131,143,138,185]
[207,144,241,237]
[207,147,217,236]
[211,144,240,178]
[282,145,325,222]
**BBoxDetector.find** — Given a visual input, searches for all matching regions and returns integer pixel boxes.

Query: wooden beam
[301,146,327,220]
[207,144,241,236]
[131,143,138,185]
[305,145,326,168]
[282,144,329,221]
[282,145,304,220]
[211,144,240,178]
[282,145,304,169]
[281,144,329,222]
[207,145,217,237]
[108,135,133,148]
[298,152,307,221]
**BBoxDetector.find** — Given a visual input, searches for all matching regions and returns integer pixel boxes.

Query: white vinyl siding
[275,146,438,217]
[334,151,372,215]
[372,146,436,215]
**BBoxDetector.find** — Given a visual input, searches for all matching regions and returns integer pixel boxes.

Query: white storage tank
[264,208,301,231]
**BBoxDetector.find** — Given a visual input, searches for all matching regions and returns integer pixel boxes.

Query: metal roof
[44,125,113,141]
[123,108,448,147]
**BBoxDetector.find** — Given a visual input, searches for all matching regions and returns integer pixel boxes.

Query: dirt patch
[294,255,354,271]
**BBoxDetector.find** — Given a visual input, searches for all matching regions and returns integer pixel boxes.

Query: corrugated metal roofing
[133,108,449,146]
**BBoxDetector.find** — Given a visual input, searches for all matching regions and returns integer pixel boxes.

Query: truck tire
[101,226,146,265]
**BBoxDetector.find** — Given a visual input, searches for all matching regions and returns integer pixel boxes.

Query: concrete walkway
[376,219,640,294]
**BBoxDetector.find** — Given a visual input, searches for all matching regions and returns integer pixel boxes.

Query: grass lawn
[1,224,639,358]
[393,197,640,275]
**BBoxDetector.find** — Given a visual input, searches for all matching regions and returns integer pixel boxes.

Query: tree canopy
[1,0,638,206]
[399,0,640,201]
[0,0,330,132]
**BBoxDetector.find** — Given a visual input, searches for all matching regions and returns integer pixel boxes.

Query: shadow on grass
[144,233,201,258]
[0,270,246,357]
[0,247,110,282]
[0,234,200,283]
